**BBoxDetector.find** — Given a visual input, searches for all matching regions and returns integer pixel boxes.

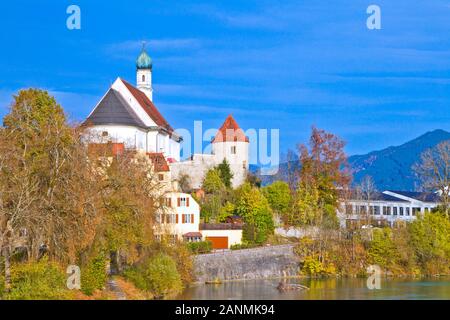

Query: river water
[178,277,450,300]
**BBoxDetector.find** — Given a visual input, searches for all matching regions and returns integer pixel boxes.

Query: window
[186,236,202,242]
[412,207,421,216]
[406,207,410,216]
[345,205,353,215]
[231,146,237,154]
[166,214,177,224]
[102,131,108,137]
[165,198,172,207]
[359,206,367,215]
[373,206,380,215]
[158,174,164,181]
[142,75,146,82]
[182,214,194,224]
[393,207,398,216]
[178,197,189,207]
[399,207,404,216]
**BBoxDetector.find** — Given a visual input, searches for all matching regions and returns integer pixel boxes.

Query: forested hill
[254,129,450,191]
[348,129,450,191]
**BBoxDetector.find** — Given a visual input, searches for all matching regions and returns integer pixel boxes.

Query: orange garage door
[206,236,228,249]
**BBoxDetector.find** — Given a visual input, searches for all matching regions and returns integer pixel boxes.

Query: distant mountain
[348,129,450,191]
[253,129,450,191]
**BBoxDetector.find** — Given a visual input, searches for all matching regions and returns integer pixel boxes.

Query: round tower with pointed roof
[212,114,249,187]
[136,44,153,101]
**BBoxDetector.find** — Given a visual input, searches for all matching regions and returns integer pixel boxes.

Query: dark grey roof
[386,190,441,203]
[351,191,408,202]
[374,192,409,202]
[84,89,146,128]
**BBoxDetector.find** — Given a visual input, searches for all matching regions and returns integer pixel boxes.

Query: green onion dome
[136,48,152,69]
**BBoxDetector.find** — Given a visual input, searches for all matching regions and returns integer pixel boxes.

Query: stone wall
[193,245,299,283]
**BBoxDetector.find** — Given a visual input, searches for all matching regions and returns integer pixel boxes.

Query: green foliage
[80,254,108,296]
[200,193,223,223]
[4,258,70,300]
[229,242,261,250]
[218,202,235,222]
[216,159,233,188]
[301,256,336,276]
[235,183,274,244]
[125,254,183,299]
[368,228,399,269]
[203,168,225,194]
[186,241,212,254]
[262,181,291,215]
[292,182,320,225]
[408,212,450,274]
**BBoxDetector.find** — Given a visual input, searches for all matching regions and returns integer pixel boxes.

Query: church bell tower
[136,44,153,101]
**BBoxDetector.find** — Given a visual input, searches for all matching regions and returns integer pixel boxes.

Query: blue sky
[1,0,450,159]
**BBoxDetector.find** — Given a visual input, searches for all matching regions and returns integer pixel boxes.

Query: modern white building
[337,190,442,228]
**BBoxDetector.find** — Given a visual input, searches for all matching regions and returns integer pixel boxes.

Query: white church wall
[88,125,147,151]
[169,138,181,161]
[146,131,158,153]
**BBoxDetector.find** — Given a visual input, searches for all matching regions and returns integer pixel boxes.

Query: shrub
[186,241,212,254]
[301,256,336,277]
[230,242,260,250]
[81,255,108,296]
[0,275,4,298]
[5,258,70,300]
[125,254,183,299]
[368,228,399,269]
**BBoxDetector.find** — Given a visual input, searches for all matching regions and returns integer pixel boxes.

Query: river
[178,277,450,300]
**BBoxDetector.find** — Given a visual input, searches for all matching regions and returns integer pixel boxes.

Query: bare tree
[413,141,450,214]
[355,175,377,226]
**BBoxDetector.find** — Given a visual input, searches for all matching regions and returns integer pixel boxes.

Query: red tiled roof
[146,153,170,172]
[121,79,174,133]
[212,114,249,143]
[183,232,203,238]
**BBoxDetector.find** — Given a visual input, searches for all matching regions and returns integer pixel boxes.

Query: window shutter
[187,197,190,207]
[182,214,186,223]
[191,214,194,224]
[168,198,172,207]
[177,198,181,207]
[176,214,179,224]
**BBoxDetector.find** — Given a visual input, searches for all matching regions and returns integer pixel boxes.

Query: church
[84,47,249,189]
[83,47,247,248]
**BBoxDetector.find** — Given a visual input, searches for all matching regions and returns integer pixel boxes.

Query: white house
[156,192,201,241]
[337,190,442,228]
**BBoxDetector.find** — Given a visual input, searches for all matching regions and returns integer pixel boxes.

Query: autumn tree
[89,150,162,272]
[293,127,351,228]
[413,141,450,214]
[0,89,103,290]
